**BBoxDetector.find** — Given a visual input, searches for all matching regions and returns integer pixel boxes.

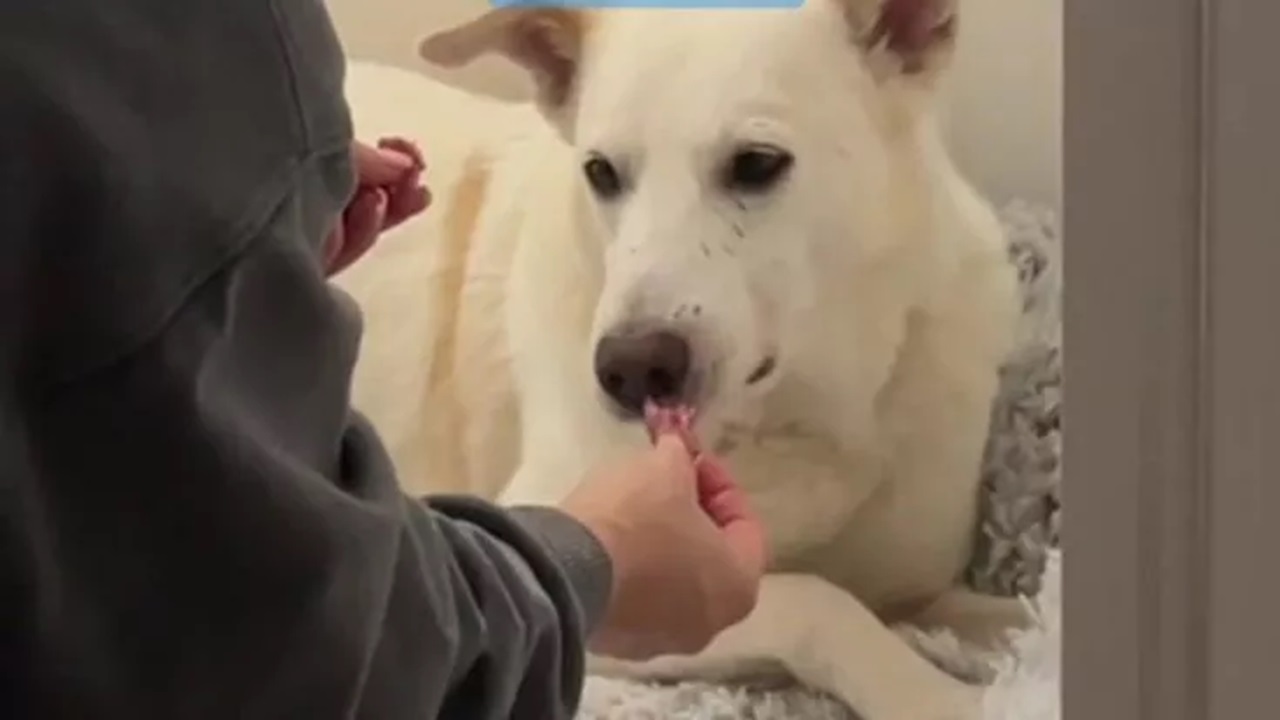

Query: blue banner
[493,0,803,8]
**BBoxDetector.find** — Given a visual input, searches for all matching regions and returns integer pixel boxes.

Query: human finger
[696,455,768,576]
[327,188,387,275]
[649,434,700,489]
[352,141,415,186]
[382,179,431,231]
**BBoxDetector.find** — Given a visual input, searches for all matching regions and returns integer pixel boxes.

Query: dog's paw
[887,683,984,720]
[585,654,648,680]
[587,653,787,686]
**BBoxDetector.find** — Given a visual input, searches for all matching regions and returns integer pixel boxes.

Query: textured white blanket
[578,553,1060,720]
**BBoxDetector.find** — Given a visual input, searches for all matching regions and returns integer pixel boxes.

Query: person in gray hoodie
[0,1,766,718]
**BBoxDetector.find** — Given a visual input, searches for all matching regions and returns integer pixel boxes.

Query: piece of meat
[643,400,701,458]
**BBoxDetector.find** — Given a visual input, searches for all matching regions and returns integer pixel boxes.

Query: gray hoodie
[0,1,611,718]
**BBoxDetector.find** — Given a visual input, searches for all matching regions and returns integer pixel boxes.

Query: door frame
[1064,0,1279,717]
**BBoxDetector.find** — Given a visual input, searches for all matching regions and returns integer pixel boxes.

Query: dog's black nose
[593,330,692,417]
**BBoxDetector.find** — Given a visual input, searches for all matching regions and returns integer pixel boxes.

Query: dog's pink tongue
[642,400,701,457]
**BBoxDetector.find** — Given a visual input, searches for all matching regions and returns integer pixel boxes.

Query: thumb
[651,434,700,492]
[653,433,696,463]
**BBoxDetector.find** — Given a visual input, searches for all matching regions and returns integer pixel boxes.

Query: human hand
[324,138,431,276]
[561,429,766,660]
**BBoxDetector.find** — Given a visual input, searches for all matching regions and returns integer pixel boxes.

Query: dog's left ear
[418,8,588,123]
[840,0,958,81]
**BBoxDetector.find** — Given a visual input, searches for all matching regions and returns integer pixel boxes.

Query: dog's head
[420,2,958,427]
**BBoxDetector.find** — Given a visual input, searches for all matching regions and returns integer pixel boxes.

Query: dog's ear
[419,8,588,115]
[840,0,958,80]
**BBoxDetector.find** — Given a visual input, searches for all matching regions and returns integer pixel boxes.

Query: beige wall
[944,0,1062,211]
[327,0,529,100]
[328,0,1062,211]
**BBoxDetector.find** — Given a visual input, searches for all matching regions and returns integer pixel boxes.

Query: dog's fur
[336,3,1025,718]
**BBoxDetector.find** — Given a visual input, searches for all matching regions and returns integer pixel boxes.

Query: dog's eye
[583,154,624,199]
[724,145,794,193]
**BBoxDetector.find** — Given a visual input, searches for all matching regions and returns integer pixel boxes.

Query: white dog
[336,2,1025,718]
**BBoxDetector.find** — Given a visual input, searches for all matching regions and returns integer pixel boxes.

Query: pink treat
[643,400,701,458]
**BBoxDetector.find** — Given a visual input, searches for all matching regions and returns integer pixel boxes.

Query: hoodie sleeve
[0,2,611,719]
